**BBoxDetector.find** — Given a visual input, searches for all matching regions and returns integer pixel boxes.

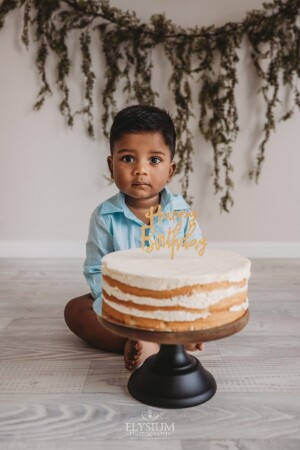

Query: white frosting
[103,297,211,321]
[102,248,251,290]
[103,280,247,309]
[229,298,249,312]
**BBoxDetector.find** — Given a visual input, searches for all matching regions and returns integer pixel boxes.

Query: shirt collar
[100,186,189,217]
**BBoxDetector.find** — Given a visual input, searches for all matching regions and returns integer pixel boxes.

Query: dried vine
[0,0,299,211]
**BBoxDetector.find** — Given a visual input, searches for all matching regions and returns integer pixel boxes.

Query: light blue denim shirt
[83,187,202,314]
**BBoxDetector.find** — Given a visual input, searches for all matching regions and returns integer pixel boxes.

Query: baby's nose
[133,162,148,175]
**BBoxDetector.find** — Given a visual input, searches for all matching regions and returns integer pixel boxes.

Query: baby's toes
[124,340,144,371]
[126,356,141,371]
[129,351,140,361]
[128,340,142,353]
[133,341,143,353]
[125,360,134,370]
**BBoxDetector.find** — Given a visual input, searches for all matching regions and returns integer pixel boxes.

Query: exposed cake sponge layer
[103,278,247,309]
[102,301,248,331]
[103,288,247,310]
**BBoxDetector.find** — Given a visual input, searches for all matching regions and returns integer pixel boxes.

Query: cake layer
[102,277,247,309]
[102,301,248,331]
[102,290,247,313]
[103,274,247,297]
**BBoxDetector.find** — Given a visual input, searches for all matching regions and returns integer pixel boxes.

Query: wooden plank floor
[0,258,299,449]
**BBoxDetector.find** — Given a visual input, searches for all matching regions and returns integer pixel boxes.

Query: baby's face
[107,132,176,206]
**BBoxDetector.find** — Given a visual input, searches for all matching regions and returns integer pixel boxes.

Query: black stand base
[99,312,249,408]
[128,344,216,408]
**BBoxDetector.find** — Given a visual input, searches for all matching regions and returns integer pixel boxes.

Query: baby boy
[64,105,204,370]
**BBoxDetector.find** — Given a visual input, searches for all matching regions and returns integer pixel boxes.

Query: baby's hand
[185,342,204,352]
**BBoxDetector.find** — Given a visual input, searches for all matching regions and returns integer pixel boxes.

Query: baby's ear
[168,160,177,180]
[107,156,114,178]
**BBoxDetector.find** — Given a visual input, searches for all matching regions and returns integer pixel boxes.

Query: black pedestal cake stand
[98,311,249,409]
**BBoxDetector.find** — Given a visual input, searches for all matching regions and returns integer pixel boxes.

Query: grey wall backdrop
[0,0,299,256]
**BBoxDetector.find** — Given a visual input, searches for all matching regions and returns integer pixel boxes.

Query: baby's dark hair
[109,105,176,160]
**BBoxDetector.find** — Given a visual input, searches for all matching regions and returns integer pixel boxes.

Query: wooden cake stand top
[98,310,249,344]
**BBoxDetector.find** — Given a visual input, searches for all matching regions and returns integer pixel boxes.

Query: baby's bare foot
[124,340,159,371]
[185,342,204,352]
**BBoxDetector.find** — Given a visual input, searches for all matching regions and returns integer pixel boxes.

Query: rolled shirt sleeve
[83,209,114,312]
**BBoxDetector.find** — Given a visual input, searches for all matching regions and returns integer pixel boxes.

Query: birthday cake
[101,248,251,331]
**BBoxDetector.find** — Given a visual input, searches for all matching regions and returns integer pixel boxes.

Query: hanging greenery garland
[0,0,299,211]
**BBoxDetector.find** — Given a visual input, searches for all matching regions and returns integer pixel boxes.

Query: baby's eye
[121,155,135,163]
[150,156,162,164]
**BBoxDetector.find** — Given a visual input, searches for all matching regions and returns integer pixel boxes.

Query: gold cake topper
[141,204,207,259]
